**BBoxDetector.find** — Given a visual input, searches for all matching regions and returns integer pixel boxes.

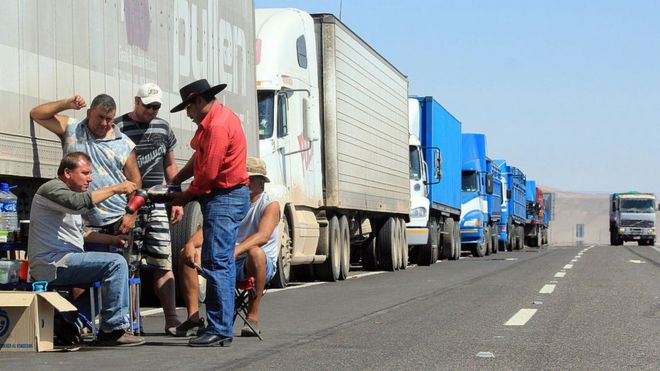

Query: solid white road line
[504,309,538,326]
[564,264,573,269]
[269,281,327,293]
[141,308,165,316]
[554,271,566,278]
[539,284,556,294]
[651,245,660,254]
[347,271,388,279]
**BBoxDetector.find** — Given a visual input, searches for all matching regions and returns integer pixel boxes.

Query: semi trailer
[255,9,411,287]
[524,180,548,247]
[493,160,526,251]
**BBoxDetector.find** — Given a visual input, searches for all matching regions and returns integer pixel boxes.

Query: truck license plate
[633,236,641,240]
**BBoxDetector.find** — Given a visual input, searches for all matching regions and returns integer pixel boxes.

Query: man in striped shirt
[115,83,183,333]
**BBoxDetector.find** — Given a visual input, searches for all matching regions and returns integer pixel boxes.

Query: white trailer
[0,0,257,217]
[256,9,410,287]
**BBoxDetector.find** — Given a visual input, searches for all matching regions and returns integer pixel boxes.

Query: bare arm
[123,151,142,190]
[234,202,280,257]
[83,231,129,246]
[90,181,138,205]
[30,95,86,138]
[164,151,179,184]
[171,157,194,185]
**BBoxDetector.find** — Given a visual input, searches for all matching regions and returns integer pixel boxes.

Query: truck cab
[609,192,657,246]
[460,134,500,257]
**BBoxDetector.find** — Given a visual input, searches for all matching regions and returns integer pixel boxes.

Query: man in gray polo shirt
[28,152,143,347]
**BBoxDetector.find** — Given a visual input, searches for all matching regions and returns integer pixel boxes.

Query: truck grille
[620,220,654,228]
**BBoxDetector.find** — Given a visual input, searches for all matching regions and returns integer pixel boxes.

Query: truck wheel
[377,218,396,271]
[484,228,492,256]
[315,215,341,281]
[392,218,401,271]
[418,217,439,266]
[170,201,203,306]
[338,215,350,280]
[270,218,293,288]
[452,222,461,260]
[361,236,378,271]
[398,218,409,269]
[491,227,499,254]
[472,230,487,257]
[514,227,523,250]
[440,218,456,260]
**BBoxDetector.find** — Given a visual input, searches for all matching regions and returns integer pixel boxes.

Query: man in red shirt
[170,79,250,347]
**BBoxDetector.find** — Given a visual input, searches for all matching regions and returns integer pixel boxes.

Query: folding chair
[233,276,263,340]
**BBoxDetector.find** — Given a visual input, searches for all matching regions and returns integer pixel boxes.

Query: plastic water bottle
[0,182,18,243]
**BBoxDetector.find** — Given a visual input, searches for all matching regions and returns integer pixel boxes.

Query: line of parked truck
[0,2,553,292]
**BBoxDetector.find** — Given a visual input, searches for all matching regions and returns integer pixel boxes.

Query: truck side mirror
[302,96,319,142]
[434,149,442,180]
[506,189,512,199]
[486,173,494,195]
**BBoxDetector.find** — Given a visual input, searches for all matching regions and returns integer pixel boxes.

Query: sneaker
[95,329,145,347]
[241,319,261,337]
[167,318,205,337]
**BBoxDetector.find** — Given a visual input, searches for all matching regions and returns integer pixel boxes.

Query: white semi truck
[0,0,258,300]
[255,9,411,287]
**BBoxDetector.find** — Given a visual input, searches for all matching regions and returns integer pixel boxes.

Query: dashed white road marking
[571,259,578,262]
[554,271,566,278]
[628,260,645,264]
[564,264,573,269]
[505,258,518,261]
[539,284,556,294]
[504,309,538,326]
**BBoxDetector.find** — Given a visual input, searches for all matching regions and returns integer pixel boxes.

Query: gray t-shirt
[236,192,279,267]
[27,178,94,281]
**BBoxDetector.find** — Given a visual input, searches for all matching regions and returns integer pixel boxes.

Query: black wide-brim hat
[170,79,227,113]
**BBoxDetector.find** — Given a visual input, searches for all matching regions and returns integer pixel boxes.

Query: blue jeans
[51,252,130,332]
[199,185,249,337]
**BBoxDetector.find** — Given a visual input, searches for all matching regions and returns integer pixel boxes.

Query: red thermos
[125,189,148,214]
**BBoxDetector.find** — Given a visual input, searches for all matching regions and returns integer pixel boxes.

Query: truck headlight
[464,218,481,227]
[619,228,625,233]
[411,207,427,218]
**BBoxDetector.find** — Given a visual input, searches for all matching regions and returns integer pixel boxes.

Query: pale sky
[255,0,660,195]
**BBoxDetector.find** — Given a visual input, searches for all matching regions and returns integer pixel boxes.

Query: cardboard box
[0,292,76,352]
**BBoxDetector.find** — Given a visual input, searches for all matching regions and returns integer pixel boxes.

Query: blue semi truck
[406,96,462,265]
[494,160,527,251]
[460,134,503,257]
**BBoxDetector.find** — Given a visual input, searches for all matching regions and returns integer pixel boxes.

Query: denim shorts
[235,253,275,283]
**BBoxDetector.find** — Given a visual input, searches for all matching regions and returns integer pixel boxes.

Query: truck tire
[270,218,292,288]
[377,217,396,271]
[452,222,461,260]
[440,218,456,260]
[491,227,499,254]
[361,236,379,271]
[471,230,487,257]
[514,226,523,250]
[418,217,439,266]
[338,215,350,280]
[484,227,492,256]
[315,215,341,281]
[398,218,409,269]
[392,218,401,271]
[170,201,203,306]
[506,223,513,251]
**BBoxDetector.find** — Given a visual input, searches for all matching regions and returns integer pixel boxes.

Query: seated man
[27,152,144,347]
[171,157,279,337]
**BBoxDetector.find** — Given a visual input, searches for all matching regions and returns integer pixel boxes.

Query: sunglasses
[140,100,161,111]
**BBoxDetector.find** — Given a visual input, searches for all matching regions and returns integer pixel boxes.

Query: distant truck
[493,160,526,251]
[255,9,411,287]
[524,180,548,247]
[406,97,462,265]
[460,134,502,257]
[609,192,657,246]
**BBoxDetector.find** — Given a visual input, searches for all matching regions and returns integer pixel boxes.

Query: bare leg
[153,268,180,329]
[178,247,201,321]
[245,247,267,322]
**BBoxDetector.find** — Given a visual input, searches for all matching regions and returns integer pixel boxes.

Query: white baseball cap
[136,83,163,105]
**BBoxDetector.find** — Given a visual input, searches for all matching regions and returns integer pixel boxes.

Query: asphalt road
[2,244,659,370]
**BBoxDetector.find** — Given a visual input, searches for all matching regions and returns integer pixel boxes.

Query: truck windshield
[620,199,656,213]
[462,171,478,192]
[409,146,422,180]
[258,91,274,139]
